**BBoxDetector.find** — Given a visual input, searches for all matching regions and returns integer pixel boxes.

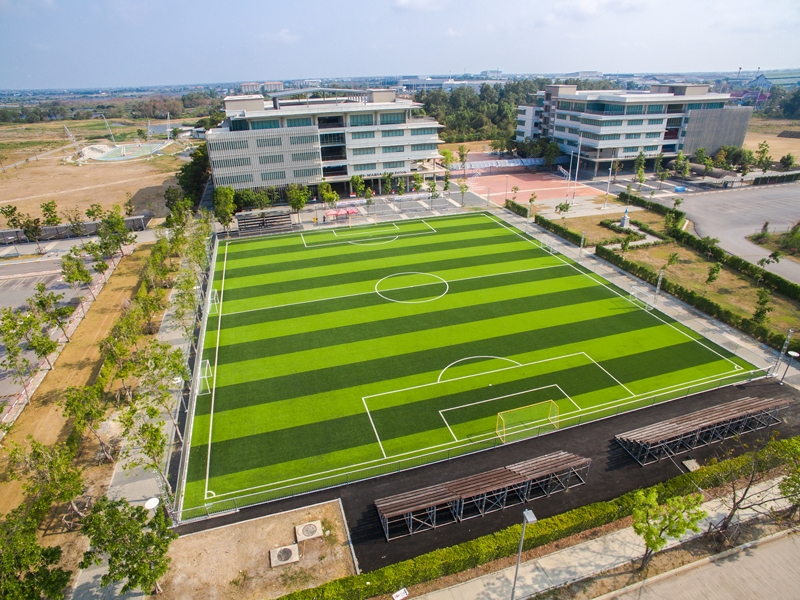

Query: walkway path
[417,478,788,600]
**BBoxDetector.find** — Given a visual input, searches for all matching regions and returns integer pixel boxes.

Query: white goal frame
[209,288,220,315]
[198,359,213,395]
[630,285,655,311]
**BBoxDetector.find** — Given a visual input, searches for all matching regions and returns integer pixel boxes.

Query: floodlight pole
[773,328,794,376]
[572,133,583,204]
[780,351,799,385]
[511,510,537,600]
[654,268,665,307]
[603,163,613,210]
[505,175,509,202]
[566,152,574,199]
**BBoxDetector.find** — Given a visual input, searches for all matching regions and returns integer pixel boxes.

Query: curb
[592,526,800,600]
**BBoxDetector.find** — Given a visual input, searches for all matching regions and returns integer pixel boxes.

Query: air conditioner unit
[269,544,300,567]
[295,520,323,542]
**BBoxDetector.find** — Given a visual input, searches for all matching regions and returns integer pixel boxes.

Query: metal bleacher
[374,451,591,541]
[616,396,792,466]
[234,208,294,237]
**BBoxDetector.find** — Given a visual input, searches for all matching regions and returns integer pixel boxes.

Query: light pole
[505,174,509,202]
[603,163,613,210]
[511,509,537,600]
[780,351,799,385]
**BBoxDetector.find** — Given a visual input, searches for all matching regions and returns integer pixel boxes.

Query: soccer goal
[542,239,558,255]
[208,289,220,315]
[630,285,655,311]
[198,359,213,395]
[496,399,560,443]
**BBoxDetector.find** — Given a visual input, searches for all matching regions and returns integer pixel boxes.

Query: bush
[280,437,798,599]
[630,219,670,241]
[534,214,584,246]
[504,199,529,218]
[599,219,646,241]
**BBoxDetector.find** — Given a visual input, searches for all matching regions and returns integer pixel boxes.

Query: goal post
[198,359,213,395]
[209,289,220,315]
[496,399,560,443]
[629,285,654,311]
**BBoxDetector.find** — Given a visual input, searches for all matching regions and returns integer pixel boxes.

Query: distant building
[206,89,443,194]
[561,71,604,81]
[480,70,503,80]
[518,83,751,175]
[240,82,262,94]
[515,101,544,141]
[747,72,800,90]
[263,81,284,93]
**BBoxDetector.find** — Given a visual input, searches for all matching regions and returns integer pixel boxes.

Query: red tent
[346,208,359,215]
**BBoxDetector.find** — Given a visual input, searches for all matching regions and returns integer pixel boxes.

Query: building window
[627,119,644,126]
[353,163,376,172]
[604,120,624,127]
[352,147,376,155]
[259,154,284,164]
[351,130,375,139]
[412,127,438,135]
[582,132,621,141]
[320,132,345,145]
[679,143,684,150]
[382,129,405,137]
[382,145,404,153]
[625,105,644,115]
[643,145,659,152]
[517,108,526,115]
[379,112,406,125]
[291,151,317,161]
[568,127,580,135]
[557,101,572,110]
[256,137,281,147]
[572,103,585,112]
[517,119,526,126]
[706,102,724,109]
[623,146,639,153]
[350,114,374,127]
[684,117,690,125]
[556,113,568,121]
[515,130,525,138]
[666,117,682,127]
[555,137,566,145]
[687,103,703,110]
[289,134,318,145]
[212,156,251,168]
[581,118,602,127]
[411,143,437,151]
[251,119,280,130]
[293,167,321,178]
[383,161,404,168]
[230,120,249,131]
[555,125,566,132]
[646,104,664,114]
[648,119,664,125]
[209,139,249,151]
[645,131,661,139]
[625,133,641,139]
[287,117,313,127]
[681,130,687,137]
[216,173,253,185]
[260,171,286,181]
[570,115,581,122]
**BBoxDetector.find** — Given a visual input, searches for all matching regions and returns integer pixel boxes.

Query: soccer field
[180,213,761,518]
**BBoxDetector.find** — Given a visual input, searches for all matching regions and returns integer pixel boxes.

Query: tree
[612,159,622,183]
[123,192,135,217]
[713,148,728,169]
[632,489,706,569]
[28,282,74,342]
[397,178,406,196]
[412,172,424,192]
[163,186,183,213]
[21,215,43,253]
[755,140,772,173]
[40,200,60,227]
[458,180,469,207]
[80,497,176,595]
[752,287,773,325]
[61,252,94,314]
[528,192,537,215]
[658,170,668,189]
[780,153,796,171]
[636,166,645,191]
[673,197,683,210]
[443,170,451,195]
[457,144,470,177]
[382,172,394,194]
[176,142,210,202]
[0,505,72,600]
[427,179,439,200]
[777,438,800,518]
[663,252,679,271]
[212,186,235,233]
[61,206,87,247]
[21,313,58,370]
[0,307,33,403]
[286,183,310,213]
[62,385,114,462]
[555,201,570,221]
[83,241,110,283]
[634,151,646,174]
[703,157,713,179]
[440,148,455,170]
[85,203,104,222]
[620,233,634,255]
[98,206,136,260]
[705,262,722,289]
[364,187,373,211]
[543,142,560,170]
[693,147,707,166]
[349,175,365,198]
[136,128,147,139]
[653,152,664,175]
[511,185,519,203]
[134,340,187,444]
[118,402,170,493]
[318,179,339,208]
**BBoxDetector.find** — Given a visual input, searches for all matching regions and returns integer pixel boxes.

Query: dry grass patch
[562,209,666,246]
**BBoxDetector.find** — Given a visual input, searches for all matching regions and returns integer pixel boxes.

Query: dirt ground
[469,172,598,203]
[562,207,664,246]
[439,140,492,154]
[161,500,357,600]
[743,132,800,159]
[0,245,158,582]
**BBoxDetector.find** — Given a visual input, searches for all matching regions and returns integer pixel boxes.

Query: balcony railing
[318,121,345,129]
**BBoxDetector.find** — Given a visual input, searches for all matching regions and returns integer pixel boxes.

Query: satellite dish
[144,498,160,510]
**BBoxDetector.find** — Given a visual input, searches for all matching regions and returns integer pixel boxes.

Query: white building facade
[518,84,751,175]
[206,89,443,194]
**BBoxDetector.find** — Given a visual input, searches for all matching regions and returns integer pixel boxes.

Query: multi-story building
[517,84,752,175]
[515,102,544,141]
[240,82,262,94]
[263,81,284,93]
[206,88,443,195]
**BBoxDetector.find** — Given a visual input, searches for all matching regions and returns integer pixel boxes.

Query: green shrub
[630,219,670,240]
[504,199,529,218]
[534,214,583,246]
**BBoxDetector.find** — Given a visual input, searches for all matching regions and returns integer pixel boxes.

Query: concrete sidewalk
[417,478,788,600]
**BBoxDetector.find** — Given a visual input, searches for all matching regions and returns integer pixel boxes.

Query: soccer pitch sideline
[179,212,761,518]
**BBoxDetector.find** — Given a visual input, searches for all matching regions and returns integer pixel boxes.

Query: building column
[594,161,599,176]
[378,177,382,195]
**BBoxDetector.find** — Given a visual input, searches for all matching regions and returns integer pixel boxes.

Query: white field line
[483,213,743,371]
[302,227,436,248]
[439,411,459,441]
[333,222,399,238]
[585,354,635,396]
[204,242,228,500]
[437,355,523,383]
[362,398,386,458]
[219,262,567,318]
[197,364,763,503]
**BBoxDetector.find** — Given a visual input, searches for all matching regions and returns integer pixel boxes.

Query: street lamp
[511,509,537,600]
[780,350,799,385]
[505,174,509,201]
[603,163,613,210]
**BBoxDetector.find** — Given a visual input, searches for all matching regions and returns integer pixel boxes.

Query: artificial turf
[180,213,759,517]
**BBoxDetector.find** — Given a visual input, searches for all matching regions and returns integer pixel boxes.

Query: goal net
[198,359,213,395]
[629,285,655,311]
[209,288,220,316]
[496,400,560,443]
[541,238,558,255]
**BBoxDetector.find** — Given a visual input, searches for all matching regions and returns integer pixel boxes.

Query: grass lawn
[180,213,760,519]
[562,208,666,246]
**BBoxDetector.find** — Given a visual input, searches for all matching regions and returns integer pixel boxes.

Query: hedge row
[630,219,670,241]
[599,219,646,241]
[595,244,793,351]
[618,191,686,223]
[280,438,795,600]
[504,199,529,218]
[534,214,584,246]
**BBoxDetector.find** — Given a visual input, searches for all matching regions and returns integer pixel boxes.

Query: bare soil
[563,208,665,246]
[160,500,357,600]
[439,140,492,153]
[743,132,800,160]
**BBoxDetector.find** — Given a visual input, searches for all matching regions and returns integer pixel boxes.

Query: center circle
[375,272,449,304]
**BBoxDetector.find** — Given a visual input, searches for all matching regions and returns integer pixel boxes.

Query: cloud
[265,28,299,44]
[393,0,449,11]
[552,0,656,21]
[445,27,463,38]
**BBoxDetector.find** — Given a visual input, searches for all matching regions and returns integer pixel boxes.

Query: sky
[1,0,799,90]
